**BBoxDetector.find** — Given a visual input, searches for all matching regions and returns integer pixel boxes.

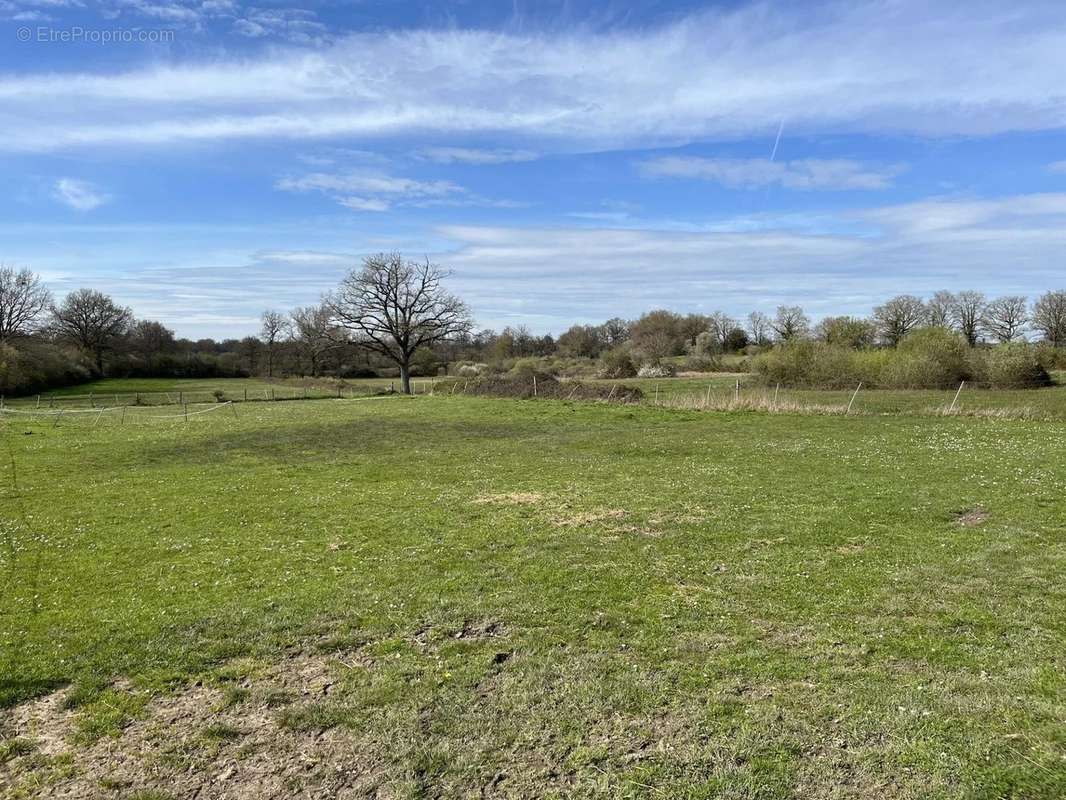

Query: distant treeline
[1,262,1064,395]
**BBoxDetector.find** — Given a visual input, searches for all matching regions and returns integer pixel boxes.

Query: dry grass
[656,389,851,415]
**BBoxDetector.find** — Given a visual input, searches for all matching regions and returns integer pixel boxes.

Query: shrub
[1033,343,1066,372]
[598,347,637,379]
[981,345,1052,388]
[637,362,677,378]
[212,389,226,402]
[680,354,721,373]
[881,328,973,389]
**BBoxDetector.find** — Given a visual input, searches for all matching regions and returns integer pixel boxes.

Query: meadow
[1,385,1064,798]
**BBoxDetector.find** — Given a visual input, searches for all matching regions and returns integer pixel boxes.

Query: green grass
[1,394,1064,797]
[8,376,423,408]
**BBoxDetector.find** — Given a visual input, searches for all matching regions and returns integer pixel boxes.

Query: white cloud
[417,147,540,164]
[1049,160,1066,174]
[9,190,1066,336]
[640,157,901,190]
[338,196,391,212]
[276,170,464,212]
[52,178,110,210]
[4,2,1066,151]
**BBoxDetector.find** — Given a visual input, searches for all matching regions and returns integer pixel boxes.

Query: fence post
[36,394,41,409]
[774,383,780,406]
[178,391,183,405]
[90,392,95,408]
[949,381,965,413]
[533,375,538,396]
[120,406,126,425]
[244,389,248,402]
[735,379,740,403]
[846,382,862,415]
[184,403,189,423]
[655,384,659,405]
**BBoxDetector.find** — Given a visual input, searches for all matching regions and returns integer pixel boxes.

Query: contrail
[769,120,785,161]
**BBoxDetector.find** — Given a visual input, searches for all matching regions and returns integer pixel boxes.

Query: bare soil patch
[0,648,386,799]
[955,506,991,527]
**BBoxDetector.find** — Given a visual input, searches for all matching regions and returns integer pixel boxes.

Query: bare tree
[0,266,52,340]
[1032,290,1066,347]
[128,320,175,362]
[260,310,287,377]
[951,291,987,346]
[600,317,631,347]
[771,305,809,342]
[290,303,343,377]
[926,291,956,329]
[746,311,772,346]
[329,253,472,394]
[51,288,133,373]
[983,296,1028,343]
[873,294,927,346]
[706,311,738,349]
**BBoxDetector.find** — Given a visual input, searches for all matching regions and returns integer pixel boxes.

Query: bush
[637,362,677,378]
[880,328,974,389]
[1034,343,1066,372]
[453,372,643,403]
[455,363,484,378]
[751,329,1012,390]
[597,347,637,379]
[0,339,92,396]
[680,354,721,373]
[981,345,1052,388]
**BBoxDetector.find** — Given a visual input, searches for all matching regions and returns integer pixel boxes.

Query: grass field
[7,376,431,409]
[2,393,1065,797]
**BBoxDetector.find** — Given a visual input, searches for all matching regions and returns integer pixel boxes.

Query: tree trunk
[95,348,104,375]
[399,360,412,394]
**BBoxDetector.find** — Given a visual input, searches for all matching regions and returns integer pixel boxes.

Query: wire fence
[4,383,399,410]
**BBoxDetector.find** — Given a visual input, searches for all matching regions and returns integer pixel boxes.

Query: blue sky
[2,0,1065,339]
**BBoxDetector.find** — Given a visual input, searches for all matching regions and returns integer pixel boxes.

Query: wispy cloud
[52,178,110,211]
[276,171,464,211]
[4,2,1066,151]
[1049,160,1066,174]
[416,147,539,164]
[640,157,901,190]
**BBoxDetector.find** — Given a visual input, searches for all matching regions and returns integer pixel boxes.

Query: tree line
[1,256,1064,396]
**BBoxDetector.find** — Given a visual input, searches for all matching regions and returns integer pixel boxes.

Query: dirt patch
[474,492,544,506]
[0,648,385,799]
[955,506,990,527]
[550,509,628,528]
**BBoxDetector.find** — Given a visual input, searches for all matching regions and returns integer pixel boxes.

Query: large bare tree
[51,288,133,373]
[260,310,288,377]
[873,294,927,346]
[1032,290,1066,347]
[746,311,772,346]
[983,296,1028,343]
[290,303,343,377]
[0,266,52,341]
[771,305,809,342]
[926,290,956,329]
[951,291,987,346]
[329,253,472,393]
